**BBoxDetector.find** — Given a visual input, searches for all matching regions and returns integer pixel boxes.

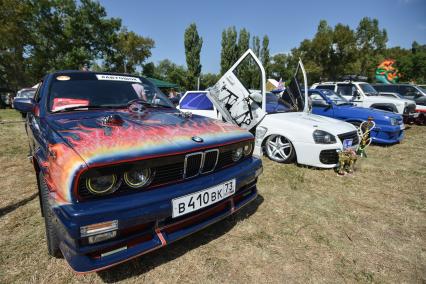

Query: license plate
[172,179,236,218]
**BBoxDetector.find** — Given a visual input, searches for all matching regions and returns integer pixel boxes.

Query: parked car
[311,80,417,122]
[13,88,37,116]
[308,89,404,144]
[372,83,426,107]
[13,71,262,273]
[180,50,360,168]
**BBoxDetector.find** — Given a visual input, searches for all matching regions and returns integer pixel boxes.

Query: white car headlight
[313,130,336,144]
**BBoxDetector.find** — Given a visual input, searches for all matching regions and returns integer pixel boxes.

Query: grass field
[0,109,425,283]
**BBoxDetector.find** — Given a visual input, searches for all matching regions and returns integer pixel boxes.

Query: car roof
[51,70,143,78]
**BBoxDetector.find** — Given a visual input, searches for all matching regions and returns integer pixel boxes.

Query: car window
[316,85,335,90]
[399,85,417,96]
[374,85,394,92]
[265,92,290,113]
[308,92,327,105]
[336,84,354,96]
[48,73,173,112]
[180,92,213,110]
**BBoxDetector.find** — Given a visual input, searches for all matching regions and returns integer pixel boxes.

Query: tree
[0,0,33,89]
[105,29,154,73]
[237,28,251,85]
[184,23,203,89]
[261,35,270,77]
[200,73,220,89]
[270,53,293,81]
[250,36,261,88]
[356,17,388,80]
[330,24,358,79]
[220,26,238,74]
[142,62,156,78]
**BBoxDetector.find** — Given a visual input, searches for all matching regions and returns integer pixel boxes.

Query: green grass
[0,109,22,121]
[0,114,425,283]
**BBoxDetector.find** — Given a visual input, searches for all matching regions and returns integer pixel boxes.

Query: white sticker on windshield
[96,74,141,83]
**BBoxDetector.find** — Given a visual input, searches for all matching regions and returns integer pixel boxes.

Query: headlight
[243,142,253,156]
[86,174,119,195]
[390,117,397,125]
[313,130,336,144]
[232,147,243,162]
[124,168,153,188]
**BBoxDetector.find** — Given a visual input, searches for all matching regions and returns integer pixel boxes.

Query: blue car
[13,71,262,273]
[308,89,405,144]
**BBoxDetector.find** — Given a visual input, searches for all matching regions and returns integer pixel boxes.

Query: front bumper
[370,124,405,144]
[293,142,353,168]
[52,157,262,273]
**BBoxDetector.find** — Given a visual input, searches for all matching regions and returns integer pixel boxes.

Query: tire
[264,135,296,163]
[39,172,62,258]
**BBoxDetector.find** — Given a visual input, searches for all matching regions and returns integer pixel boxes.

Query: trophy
[337,140,357,175]
[356,117,376,158]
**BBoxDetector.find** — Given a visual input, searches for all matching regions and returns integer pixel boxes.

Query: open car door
[207,49,266,130]
[280,59,309,113]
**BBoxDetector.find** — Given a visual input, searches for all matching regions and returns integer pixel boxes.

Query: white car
[311,80,416,120]
[179,50,359,168]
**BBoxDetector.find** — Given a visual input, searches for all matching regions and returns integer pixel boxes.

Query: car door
[309,91,334,117]
[207,49,266,130]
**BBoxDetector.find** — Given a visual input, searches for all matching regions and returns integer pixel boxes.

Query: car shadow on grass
[0,192,38,218]
[97,194,264,283]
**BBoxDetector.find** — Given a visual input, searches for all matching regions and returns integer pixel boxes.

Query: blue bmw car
[308,89,405,144]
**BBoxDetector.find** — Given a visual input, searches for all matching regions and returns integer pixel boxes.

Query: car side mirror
[353,90,360,99]
[13,98,35,113]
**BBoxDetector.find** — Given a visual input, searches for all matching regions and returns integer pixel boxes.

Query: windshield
[359,83,378,96]
[320,89,350,105]
[19,90,36,98]
[266,92,290,113]
[48,73,174,112]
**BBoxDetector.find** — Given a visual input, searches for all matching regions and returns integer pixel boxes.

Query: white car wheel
[265,135,296,163]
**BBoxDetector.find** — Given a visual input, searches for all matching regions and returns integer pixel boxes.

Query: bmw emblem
[192,136,203,143]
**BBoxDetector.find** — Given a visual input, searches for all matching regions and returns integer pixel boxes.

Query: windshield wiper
[52,105,127,113]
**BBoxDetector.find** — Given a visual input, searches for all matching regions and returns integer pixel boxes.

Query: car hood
[336,105,401,120]
[366,96,411,105]
[46,108,252,166]
[266,112,356,135]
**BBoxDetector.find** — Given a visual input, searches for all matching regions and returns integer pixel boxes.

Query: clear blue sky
[100,0,426,74]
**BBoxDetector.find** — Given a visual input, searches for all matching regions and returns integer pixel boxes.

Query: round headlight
[243,143,253,156]
[124,168,153,188]
[86,174,119,195]
[232,147,243,162]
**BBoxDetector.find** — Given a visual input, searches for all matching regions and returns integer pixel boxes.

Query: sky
[100,0,426,74]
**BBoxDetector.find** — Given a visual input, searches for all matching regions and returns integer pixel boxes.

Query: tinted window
[180,92,213,110]
[373,85,395,92]
[316,85,335,91]
[398,85,417,96]
[48,73,173,112]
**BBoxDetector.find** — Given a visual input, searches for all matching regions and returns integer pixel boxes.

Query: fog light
[88,231,117,244]
[80,220,118,237]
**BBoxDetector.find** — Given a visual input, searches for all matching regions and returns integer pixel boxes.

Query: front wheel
[39,172,62,258]
[265,135,296,163]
